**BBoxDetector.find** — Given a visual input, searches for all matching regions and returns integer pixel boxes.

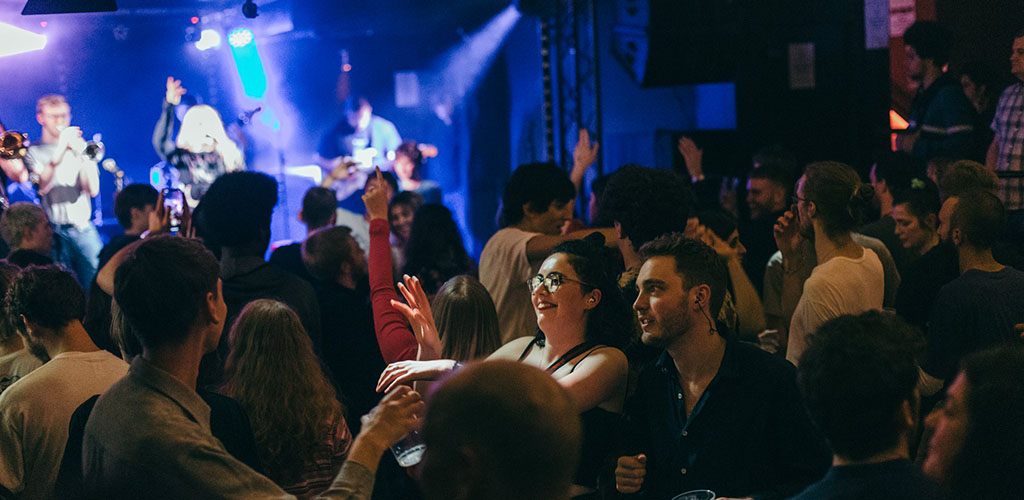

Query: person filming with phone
[22,94,102,288]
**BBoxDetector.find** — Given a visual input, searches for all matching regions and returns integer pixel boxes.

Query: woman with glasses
[377,233,632,498]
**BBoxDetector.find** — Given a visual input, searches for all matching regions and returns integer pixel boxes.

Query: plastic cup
[672,490,716,500]
[390,429,425,467]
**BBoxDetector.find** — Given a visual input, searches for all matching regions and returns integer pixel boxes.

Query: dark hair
[498,162,575,228]
[939,160,998,198]
[302,226,357,282]
[364,170,398,193]
[114,184,159,229]
[748,163,796,194]
[301,187,337,230]
[390,191,425,217]
[872,151,924,199]
[950,189,1005,249]
[395,140,424,179]
[947,345,1024,500]
[114,236,220,350]
[588,173,614,227]
[7,265,85,332]
[802,162,874,238]
[432,275,501,361]
[402,204,476,296]
[798,311,923,461]
[639,233,728,320]
[892,178,941,229]
[548,233,631,348]
[194,172,278,250]
[0,262,20,342]
[600,165,692,250]
[959,60,1000,95]
[5,250,53,268]
[903,21,954,67]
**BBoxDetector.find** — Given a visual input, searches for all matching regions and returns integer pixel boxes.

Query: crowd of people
[0,19,1021,500]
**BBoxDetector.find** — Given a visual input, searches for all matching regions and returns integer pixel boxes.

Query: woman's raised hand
[165,76,186,106]
[361,167,389,221]
[391,275,442,361]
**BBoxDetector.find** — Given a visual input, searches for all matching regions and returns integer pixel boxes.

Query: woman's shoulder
[489,336,538,360]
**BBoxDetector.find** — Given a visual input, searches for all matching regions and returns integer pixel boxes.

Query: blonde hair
[176,105,244,171]
[221,299,344,482]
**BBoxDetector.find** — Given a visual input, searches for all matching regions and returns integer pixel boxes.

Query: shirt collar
[129,357,212,432]
[655,336,741,380]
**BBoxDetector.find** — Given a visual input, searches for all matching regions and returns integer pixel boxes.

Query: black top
[84,233,142,356]
[620,340,830,500]
[152,99,229,201]
[314,278,385,435]
[787,459,946,500]
[924,266,1024,380]
[268,242,316,284]
[858,215,910,276]
[894,241,958,332]
[738,210,784,295]
[198,258,322,389]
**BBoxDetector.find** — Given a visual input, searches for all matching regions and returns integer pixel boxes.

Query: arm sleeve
[316,461,375,500]
[152,100,177,160]
[22,145,51,174]
[369,219,417,363]
[0,407,24,494]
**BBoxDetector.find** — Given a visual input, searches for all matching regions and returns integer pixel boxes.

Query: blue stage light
[229,29,267,99]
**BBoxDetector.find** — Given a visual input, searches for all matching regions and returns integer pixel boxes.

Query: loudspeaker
[612,0,742,87]
[21,0,116,15]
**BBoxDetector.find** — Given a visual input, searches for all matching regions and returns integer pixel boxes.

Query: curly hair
[403,204,476,295]
[549,233,632,348]
[798,311,923,461]
[0,262,23,342]
[6,265,85,333]
[599,165,692,251]
[498,162,575,229]
[221,299,346,484]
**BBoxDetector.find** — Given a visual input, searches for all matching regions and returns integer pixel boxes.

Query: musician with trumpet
[22,94,102,287]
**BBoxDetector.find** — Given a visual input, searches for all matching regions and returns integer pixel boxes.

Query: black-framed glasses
[527,272,595,293]
[791,194,810,205]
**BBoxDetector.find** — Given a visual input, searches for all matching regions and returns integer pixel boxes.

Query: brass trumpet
[0,131,28,160]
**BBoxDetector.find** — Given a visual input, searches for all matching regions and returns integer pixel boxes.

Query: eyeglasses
[527,272,595,293]
[791,194,810,205]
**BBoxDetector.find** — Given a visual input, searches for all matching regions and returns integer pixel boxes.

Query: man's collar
[656,337,739,380]
[130,356,212,431]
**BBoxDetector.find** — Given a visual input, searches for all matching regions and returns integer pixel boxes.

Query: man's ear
[521,202,538,218]
[297,209,306,224]
[613,221,623,240]
[952,227,963,247]
[807,201,818,219]
[925,213,938,231]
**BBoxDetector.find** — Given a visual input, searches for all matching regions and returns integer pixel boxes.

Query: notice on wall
[864,0,889,49]
[394,71,420,108]
[890,0,916,37]
[788,43,816,90]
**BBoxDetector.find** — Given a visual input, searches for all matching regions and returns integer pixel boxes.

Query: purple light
[0,23,47,58]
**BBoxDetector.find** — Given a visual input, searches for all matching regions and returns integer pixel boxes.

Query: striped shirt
[991,82,1024,211]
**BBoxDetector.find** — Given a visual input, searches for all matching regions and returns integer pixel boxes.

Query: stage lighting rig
[242,0,258,19]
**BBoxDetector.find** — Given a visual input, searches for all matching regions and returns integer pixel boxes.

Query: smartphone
[162,188,185,234]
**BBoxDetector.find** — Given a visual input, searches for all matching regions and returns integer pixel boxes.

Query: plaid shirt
[992,82,1024,210]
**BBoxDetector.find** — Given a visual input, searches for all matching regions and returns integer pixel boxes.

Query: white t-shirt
[24,143,95,227]
[787,247,885,365]
[0,349,43,394]
[0,349,128,499]
[480,227,541,344]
